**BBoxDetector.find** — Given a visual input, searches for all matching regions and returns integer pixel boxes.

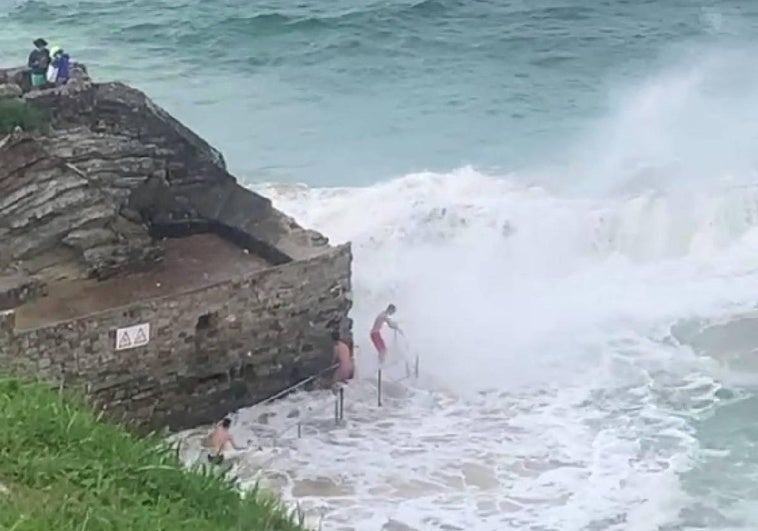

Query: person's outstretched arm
[387,317,403,334]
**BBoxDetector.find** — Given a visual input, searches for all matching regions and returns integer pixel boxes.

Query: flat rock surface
[0,273,35,292]
[14,234,269,330]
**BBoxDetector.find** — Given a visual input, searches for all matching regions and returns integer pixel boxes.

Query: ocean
[5,0,758,529]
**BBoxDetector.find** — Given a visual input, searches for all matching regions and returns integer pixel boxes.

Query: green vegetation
[0,99,48,135]
[0,378,305,531]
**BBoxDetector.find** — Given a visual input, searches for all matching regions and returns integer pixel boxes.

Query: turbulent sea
[7,0,758,529]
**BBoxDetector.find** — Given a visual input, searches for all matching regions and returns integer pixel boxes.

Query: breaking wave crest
[217,164,758,529]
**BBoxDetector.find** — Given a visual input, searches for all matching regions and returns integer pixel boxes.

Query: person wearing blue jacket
[50,46,71,85]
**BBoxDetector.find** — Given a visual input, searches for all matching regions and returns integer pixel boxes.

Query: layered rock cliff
[0,64,329,285]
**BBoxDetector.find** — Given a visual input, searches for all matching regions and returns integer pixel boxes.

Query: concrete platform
[14,234,270,330]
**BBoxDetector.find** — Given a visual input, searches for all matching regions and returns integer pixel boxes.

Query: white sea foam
[170,166,758,530]
[173,47,758,530]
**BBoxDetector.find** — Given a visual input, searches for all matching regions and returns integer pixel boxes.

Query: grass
[0,99,49,135]
[0,378,307,531]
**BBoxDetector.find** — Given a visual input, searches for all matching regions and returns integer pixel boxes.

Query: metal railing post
[377,368,383,407]
[414,355,419,379]
[339,386,345,421]
[334,392,339,424]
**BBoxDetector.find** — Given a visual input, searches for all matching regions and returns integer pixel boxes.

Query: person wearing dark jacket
[28,38,50,88]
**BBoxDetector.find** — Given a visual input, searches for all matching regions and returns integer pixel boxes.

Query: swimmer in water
[332,330,354,386]
[370,303,402,363]
[204,417,246,464]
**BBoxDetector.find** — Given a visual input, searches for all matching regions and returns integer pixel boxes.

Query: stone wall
[0,244,352,432]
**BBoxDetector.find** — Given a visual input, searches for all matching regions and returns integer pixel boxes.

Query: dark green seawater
[3,0,758,185]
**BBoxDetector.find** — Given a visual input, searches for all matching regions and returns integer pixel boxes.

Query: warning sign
[118,331,132,349]
[134,327,147,345]
[115,323,150,351]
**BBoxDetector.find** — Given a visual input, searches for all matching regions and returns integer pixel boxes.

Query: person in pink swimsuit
[370,304,401,362]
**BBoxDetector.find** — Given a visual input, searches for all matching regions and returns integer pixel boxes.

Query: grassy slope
[0,99,48,135]
[0,378,304,531]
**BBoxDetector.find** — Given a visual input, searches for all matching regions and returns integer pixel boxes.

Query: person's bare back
[332,331,354,384]
[204,418,244,463]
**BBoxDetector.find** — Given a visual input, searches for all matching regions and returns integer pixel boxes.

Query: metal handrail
[243,390,345,477]
[225,363,347,475]
[235,350,420,483]
[377,354,420,407]
[258,362,340,406]
[271,350,422,443]
[263,351,419,443]
[224,361,343,451]
[269,386,344,445]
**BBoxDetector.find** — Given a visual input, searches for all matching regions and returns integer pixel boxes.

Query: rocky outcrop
[0,132,161,279]
[0,274,46,311]
[0,84,22,99]
[0,63,329,289]
[0,67,28,90]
